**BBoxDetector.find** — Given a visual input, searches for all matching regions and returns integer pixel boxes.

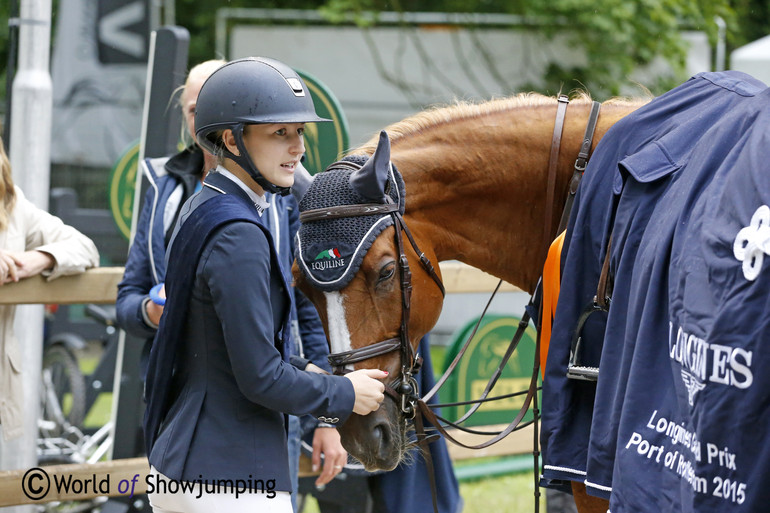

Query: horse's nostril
[373,423,391,456]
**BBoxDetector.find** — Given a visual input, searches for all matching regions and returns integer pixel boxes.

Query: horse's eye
[378,263,396,283]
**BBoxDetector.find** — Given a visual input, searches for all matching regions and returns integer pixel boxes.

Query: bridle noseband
[299,160,445,419]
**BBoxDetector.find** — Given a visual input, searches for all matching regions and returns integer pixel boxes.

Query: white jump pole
[2,4,52,513]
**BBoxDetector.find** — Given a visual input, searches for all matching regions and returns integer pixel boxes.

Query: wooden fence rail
[0,263,520,305]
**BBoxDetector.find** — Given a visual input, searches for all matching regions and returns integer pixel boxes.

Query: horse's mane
[349,92,649,156]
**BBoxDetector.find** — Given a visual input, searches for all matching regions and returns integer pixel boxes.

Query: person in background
[0,137,99,442]
[116,59,225,374]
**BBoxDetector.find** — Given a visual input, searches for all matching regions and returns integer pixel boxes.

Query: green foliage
[318,0,379,26]
[306,0,739,98]
[730,0,770,47]
[524,0,736,97]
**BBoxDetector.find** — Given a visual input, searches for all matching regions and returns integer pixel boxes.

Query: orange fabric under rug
[540,231,565,376]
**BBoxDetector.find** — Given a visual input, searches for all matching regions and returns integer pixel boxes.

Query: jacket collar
[203,171,270,214]
[166,146,204,180]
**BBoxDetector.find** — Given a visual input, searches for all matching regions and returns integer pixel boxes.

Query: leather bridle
[299,161,445,420]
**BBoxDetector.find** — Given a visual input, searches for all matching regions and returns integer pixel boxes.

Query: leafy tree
[527,0,737,96]
[730,0,770,46]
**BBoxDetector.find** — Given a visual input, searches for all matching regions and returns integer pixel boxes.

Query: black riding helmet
[195,57,330,195]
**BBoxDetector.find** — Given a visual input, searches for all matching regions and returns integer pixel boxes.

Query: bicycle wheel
[41,344,87,430]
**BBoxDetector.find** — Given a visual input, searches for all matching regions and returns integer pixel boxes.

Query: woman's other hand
[345,369,387,415]
[311,426,347,487]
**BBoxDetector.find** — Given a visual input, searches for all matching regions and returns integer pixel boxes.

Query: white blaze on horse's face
[324,291,353,359]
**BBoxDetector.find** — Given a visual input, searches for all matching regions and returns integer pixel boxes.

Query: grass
[458,471,545,513]
[300,470,545,513]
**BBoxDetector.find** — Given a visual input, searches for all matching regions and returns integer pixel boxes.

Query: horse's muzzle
[338,400,404,471]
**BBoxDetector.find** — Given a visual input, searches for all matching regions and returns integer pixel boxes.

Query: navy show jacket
[144,172,355,492]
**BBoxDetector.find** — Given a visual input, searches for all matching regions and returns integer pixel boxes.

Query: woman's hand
[311,427,347,487]
[0,250,54,284]
[345,369,387,415]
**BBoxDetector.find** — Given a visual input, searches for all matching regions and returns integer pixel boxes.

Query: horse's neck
[395,102,637,292]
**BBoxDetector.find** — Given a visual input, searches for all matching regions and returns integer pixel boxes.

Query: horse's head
[292,132,444,470]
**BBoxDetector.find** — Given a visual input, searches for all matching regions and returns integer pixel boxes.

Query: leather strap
[327,338,401,368]
[393,214,416,382]
[531,375,542,513]
[596,234,613,310]
[421,280,504,404]
[566,234,613,381]
[412,348,540,513]
[300,202,399,222]
[396,213,445,297]
[415,328,541,450]
[557,101,602,234]
[540,95,570,280]
[432,311,532,426]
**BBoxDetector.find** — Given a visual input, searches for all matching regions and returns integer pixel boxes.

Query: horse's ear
[291,161,314,203]
[349,131,391,203]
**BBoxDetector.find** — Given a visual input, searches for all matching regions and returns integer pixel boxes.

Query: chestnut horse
[292,94,646,512]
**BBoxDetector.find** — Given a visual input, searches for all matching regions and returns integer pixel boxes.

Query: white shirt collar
[213,166,270,215]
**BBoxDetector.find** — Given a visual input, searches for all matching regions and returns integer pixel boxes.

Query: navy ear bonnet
[295,155,406,291]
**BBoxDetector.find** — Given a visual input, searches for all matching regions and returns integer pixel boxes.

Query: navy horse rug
[541,71,770,512]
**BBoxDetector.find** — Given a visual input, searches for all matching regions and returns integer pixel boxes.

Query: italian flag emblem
[315,248,342,260]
